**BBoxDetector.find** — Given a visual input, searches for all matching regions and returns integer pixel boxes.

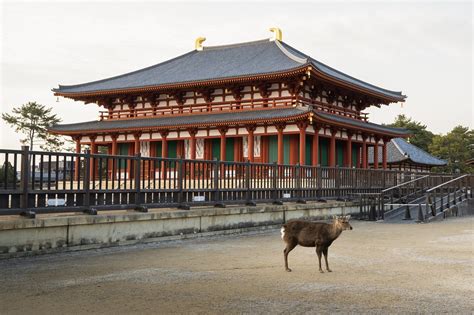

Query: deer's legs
[316,246,324,273]
[323,247,331,272]
[283,241,297,272]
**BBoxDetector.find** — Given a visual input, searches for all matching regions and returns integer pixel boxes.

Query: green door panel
[226,138,234,161]
[283,135,290,164]
[211,138,220,160]
[336,141,344,167]
[319,138,328,166]
[268,136,278,163]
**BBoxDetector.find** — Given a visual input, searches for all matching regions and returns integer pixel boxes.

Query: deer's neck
[329,224,343,241]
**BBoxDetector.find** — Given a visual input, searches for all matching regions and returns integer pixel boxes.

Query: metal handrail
[426,175,467,192]
[381,175,429,193]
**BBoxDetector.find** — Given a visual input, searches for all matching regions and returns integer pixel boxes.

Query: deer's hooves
[285,268,292,272]
[327,269,332,272]
[319,270,324,273]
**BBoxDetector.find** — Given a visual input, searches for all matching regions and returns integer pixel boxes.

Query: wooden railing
[98,97,369,121]
[0,147,456,217]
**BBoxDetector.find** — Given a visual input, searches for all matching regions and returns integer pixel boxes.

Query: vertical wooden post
[160,131,169,179]
[329,129,337,167]
[20,146,30,213]
[218,127,228,162]
[361,134,367,169]
[83,149,91,211]
[374,137,379,169]
[74,137,81,181]
[134,133,141,155]
[188,128,197,179]
[276,123,285,165]
[89,135,97,180]
[297,121,308,166]
[312,125,320,166]
[382,138,388,170]
[134,153,142,207]
[346,132,352,168]
[246,125,256,162]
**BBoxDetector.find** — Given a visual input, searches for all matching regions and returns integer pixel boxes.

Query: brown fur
[281,216,352,272]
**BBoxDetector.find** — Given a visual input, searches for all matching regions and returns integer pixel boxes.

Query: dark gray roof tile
[49,107,310,133]
[54,39,405,101]
[368,138,446,166]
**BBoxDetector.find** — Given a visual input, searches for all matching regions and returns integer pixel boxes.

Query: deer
[281,215,353,273]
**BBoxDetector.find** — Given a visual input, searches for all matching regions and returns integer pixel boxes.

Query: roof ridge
[202,39,271,51]
[392,138,407,156]
[274,40,307,64]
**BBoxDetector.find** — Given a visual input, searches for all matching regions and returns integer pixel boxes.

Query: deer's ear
[346,215,351,220]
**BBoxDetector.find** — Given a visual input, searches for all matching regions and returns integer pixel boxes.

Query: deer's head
[334,215,353,230]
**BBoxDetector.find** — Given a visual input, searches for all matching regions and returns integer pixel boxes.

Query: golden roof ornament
[269,27,282,41]
[195,37,206,51]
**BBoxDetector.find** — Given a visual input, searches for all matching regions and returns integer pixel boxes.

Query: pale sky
[1,1,472,150]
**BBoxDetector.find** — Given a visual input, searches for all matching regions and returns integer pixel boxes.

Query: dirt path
[1,218,473,314]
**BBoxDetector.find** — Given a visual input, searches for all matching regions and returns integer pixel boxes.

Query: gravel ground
[0,217,473,314]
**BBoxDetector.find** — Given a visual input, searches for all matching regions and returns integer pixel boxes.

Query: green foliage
[429,126,474,174]
[0,162,17,187]
[387,114,434,152]
[1,101,70,151]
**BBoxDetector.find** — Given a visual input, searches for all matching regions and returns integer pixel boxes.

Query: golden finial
[269,27,282,41]
[195,37,206,51]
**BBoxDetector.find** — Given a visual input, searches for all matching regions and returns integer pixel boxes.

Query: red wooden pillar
[345,132,353,168]
[134,133,141,154]
[275,123,285,164]
[246,125,256,162]
[382,138,388,169]
[329,129,337,167]
[312,125,320,166]
[361,135,367,169]
[187,129,197,179]
[373,137,379,169]
[74,136,81,181]
[160,131,169,179]
[297,121,308,165]
[219,127,228,162]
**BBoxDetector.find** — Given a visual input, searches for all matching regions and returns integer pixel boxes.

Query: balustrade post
[295,163,305,203]
[272,162,282,205]
[214,158,225,208]
[177,156,190,210]
[82,149,96,215]
[19,146,35,218]
[133,153,147,212]
[335,166,343,201]
[245,159,256,206]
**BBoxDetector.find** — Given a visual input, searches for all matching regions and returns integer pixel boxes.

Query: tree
[386,114,434,152]
[2,101,69,151]
[429,126,474,174]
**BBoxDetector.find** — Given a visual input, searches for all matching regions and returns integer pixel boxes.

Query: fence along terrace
[1,147,471,219]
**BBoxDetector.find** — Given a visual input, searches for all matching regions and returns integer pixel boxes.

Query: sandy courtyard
[0,217,473,314]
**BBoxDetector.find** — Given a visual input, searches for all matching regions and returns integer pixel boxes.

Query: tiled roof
[315,112,410,136]
[49,107,310,134]
[53,39,405,101]
[368,138,446,166]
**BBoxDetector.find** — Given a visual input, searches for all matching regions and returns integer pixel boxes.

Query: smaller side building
[369,138,446,172]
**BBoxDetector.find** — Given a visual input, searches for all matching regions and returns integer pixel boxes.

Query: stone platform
[0,201,357,258]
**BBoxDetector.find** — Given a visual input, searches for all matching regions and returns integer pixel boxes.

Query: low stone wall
[0,201,357,259]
